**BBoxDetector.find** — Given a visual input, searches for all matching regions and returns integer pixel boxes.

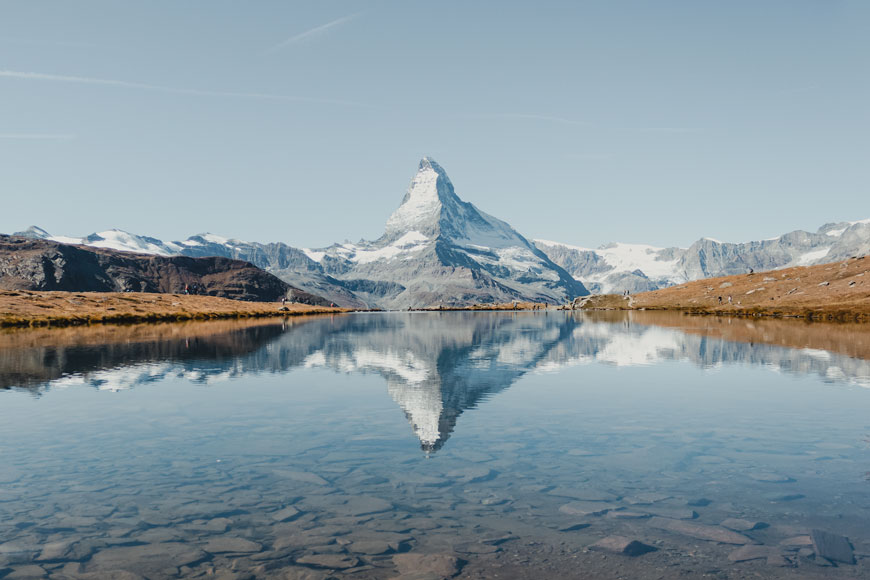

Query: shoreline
[0,291,348,328]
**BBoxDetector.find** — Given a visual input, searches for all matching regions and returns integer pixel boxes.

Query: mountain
[307,157,588,308]
[0,235,328,304]
[13,156,868,302]
[15,228,370,309]
[536,218,870,294]
[14,158,587,309]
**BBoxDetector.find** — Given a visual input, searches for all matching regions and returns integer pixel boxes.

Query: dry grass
[592,256,870,322]
[0,291,347,328]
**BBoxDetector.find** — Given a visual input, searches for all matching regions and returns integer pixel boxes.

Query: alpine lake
[2,310,870,579]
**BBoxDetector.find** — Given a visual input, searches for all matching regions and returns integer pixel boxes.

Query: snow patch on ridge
[49,229,181,256]
[535,239,594,252]
[302,249,326,262]
[344,230,431,264]
[596,243,680,280]
[795,247,831,266]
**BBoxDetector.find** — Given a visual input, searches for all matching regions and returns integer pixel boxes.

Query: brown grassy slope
[630,256,870,320]
[0,291,347,327]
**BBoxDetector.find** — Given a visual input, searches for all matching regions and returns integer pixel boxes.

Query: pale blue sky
[1,0,868,249]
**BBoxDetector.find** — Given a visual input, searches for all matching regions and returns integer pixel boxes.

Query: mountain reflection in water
[2,312,869,453]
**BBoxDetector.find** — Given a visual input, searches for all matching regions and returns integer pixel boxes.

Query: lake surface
[1,311,870,579]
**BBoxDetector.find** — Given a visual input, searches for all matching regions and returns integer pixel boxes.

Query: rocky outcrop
[0,235,328,305]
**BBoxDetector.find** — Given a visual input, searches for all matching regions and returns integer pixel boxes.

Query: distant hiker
[281,296,287,306]
[718,296,723,305]
[749,268,755,274]
[184,284,189,295]
[728,295,733,304]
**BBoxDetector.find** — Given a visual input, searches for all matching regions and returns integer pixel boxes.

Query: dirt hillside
[630,256,870,320]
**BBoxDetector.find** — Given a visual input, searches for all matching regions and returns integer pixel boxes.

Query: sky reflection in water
[1,312,869,578]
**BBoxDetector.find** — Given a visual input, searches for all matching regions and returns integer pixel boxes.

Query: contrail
[264,13,359,54]
[0,69,371,107]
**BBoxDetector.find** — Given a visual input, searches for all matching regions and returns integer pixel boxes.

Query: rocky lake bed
[1,312,869,579]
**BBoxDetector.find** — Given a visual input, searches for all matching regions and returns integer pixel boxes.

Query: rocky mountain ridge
[536,218,870,293]
[0,235,327,304]
[15,158,588,309]
[11,158,868,302]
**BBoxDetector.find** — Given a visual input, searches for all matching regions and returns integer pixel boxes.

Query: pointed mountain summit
[384,157,527,248]
[385,157,457,238]
[313,157,589,308]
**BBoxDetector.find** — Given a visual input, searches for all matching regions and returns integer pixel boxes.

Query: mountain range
[10,157,869,306]
[0,234,325,304]
[536,218,870,294]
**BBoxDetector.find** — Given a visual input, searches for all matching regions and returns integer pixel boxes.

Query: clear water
[1,311,869,579]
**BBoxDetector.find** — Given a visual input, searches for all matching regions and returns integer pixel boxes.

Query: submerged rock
[810,529,854,565]
[295,554,360,569]
[589,536,656,557]
[272,506,301,522]
[648,517,752,544]
[203,537,263,554]
[88,543,207,575]
[728,545,778,562]
[558,502,616,517]
[392,553,461,578]
[720,518,766,532]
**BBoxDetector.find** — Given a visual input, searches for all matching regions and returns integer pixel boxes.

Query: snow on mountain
[536,218,870,294]
[16,227,184,256]
[310,157,588,308]
[385,158,445,236]
[14,158,588,308]
[77,229,184,255]
[12,226,51,239]
[14,157,867,304]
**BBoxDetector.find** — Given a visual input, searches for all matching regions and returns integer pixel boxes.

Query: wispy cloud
[484,113,588,127]
[0,69,371,107]
[0,133,74,140]
[264,13,359,54]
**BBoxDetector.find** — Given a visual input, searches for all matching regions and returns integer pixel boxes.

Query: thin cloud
[471,113,588,127]
[0,69,371,108]
[0,133,74,140]
[264,13,359,54]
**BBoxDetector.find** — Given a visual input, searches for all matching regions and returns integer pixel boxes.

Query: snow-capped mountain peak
[12,225,51,239]
[385,156,459,237]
